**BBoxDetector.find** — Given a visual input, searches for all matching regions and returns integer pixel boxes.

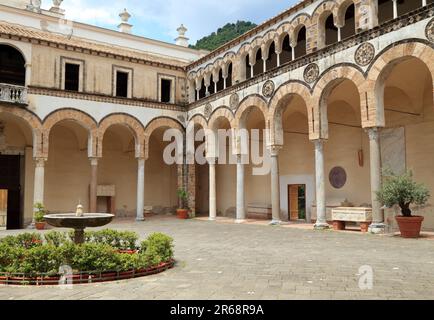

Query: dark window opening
[116,71,129,98]
[294,27,307,59]
[281,35,292,65]
[227,63,233,87]
[266,42,278,71]
[64,63,80,92]
[378,0,394,24]
[245,55,251,80]
[209,75,215,95]
[253,48,263,76]
[325,14,339,46]
[161,78,172,103]
[0,45,25,86]
[216,69,224,92]
[341,4,356,39]
[198,79,206,99]
[397,0,422,16]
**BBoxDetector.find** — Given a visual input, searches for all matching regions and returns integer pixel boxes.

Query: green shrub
[44,231,70,246]
[16,245,62,276]
[140,233,174,263]
[0,233,43,249]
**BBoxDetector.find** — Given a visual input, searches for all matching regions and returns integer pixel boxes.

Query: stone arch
[289,13,311,46]
[0,41,30,65]
[188,113,208,129]
[234,95,269,130]
[0,106,43,157]
[268,81,313,144]
[335,0,356,27]
[312,65,365,139]
[367,41,434,128]
[42,108,98,158]
[144,116,184,160]
[207,106,235,158]
[311,0,338,49]
[97,113,146,158]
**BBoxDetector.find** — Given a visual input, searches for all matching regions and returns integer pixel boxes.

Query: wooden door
[0,190,7,230]
[288,185,300,221]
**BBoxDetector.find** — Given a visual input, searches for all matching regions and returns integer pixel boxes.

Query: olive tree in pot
[176,189,189,219]
[376,171,430,238]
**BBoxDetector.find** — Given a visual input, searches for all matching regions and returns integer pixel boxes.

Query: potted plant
[34,202,47,230]
[376,171,430,238]
[176,189,189,219]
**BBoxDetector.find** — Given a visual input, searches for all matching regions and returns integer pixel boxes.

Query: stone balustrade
[0,83,28,105]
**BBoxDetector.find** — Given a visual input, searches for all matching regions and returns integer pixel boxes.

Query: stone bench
[331,207,373,233]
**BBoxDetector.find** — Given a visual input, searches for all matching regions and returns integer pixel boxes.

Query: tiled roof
[0,21,188,69]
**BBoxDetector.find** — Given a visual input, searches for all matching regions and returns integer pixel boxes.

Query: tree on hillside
[190,21,257,51]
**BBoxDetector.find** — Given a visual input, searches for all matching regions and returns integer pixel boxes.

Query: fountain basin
[44,213,114,244]
[44,213,114,229]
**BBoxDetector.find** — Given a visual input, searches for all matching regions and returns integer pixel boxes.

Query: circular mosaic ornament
[329,167,347,189]
[354,42,375,67]
[204,103,212,118]
[229,93,239,111]
[303,63,320,84]
[262,80,275,98]
[426,18,434,42]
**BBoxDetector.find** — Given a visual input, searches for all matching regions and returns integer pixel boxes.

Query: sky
[41,0,299,44]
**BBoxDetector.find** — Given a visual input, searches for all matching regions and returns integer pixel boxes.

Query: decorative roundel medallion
[425,18,434,42]
[303,63,320,84]
[229,93,240,111]
[262,80,275,98]
[329,166,347,189]
[355,42,375,67]
[204,104,212,119]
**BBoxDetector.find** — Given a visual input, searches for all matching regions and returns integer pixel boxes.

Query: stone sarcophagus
[331,207,372,233]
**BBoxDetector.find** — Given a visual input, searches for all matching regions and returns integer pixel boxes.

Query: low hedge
[0,231,173,276]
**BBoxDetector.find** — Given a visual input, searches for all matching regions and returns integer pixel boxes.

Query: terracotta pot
[176,209,189,219]
[35,222,46,230]
[395,216,424,238]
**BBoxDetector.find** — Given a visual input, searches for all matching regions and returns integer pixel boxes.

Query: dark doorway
[0,44,26,86]
[161,78,172,103]
[65,63,80,92]
[0,155,21,229]
[116,71,129,98]
[288,184,306,221]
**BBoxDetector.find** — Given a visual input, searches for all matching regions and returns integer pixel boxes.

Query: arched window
[294,26,307,59]
[209,74,215,95]
[324,14,338,46]
[280,35,292,64]
[341,3,355,39]
[227,63,233,88]
[378,0,394,24]
[266,42,278,71]
[253,48,263,76]
[198,78,206,99]
[0,44,25,86]
[216,69,224,92]
[245,54,251,80]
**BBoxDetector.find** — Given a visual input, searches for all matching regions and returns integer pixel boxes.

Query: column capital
[268,145,282,157]
[365,127,380,141]
[89,157,100,165]
[206,156,217,165]
[34,157,47,166]
[312,139,326,149]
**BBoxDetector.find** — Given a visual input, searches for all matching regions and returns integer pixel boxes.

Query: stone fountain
[44,204,114,244]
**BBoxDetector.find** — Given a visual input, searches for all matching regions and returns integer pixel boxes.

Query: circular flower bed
[0,230,174,286]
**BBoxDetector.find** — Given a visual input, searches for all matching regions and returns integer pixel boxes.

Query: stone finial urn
[52,0,63,7]
[76,204,84,217]
[119,8,131,23]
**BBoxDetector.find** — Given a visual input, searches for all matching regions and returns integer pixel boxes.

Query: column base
[368,223,387,234]
[269,219,281,226]
[209,217,216,221]
[235,219,246,224]
[314,222,330,230]
[135,217,145,222]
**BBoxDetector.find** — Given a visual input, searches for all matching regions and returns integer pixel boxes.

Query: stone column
[367,128,385,233]
[269,146,281,225]
[236,154,246,222]
[25,63,32,87]
[250,63,254,78]
[89,158,98,213]
[262,58,267,73]
[196,89,200,101]
[136,158,145,221]
[276,51,281,67]
[291,45,296,61]
[223,77,227,90]
[313,140,329,229]
[208,157,217,220]
[423,0,427,6]
[32,157,46,226]
[205,84,210,97]
[392,0,398,19]
[337,26,342,42]
[214,81,218,94]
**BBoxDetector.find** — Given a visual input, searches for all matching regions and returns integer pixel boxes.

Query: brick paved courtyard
[1,217,434,300]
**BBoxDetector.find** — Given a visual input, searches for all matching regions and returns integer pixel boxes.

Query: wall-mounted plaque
[329,167,347,189]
